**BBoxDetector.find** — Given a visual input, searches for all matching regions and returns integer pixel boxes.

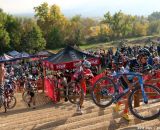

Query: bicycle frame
[111,72,148,104]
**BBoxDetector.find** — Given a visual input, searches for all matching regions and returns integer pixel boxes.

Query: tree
[98,24,111,42]
[81,17,98,38]
[5,15,22,50]
[103,11,134,39]
[34,3,68,49]
[0,26,10,54]
[47,27,63,48]
[134,22,149,36]
[148,12,160,21]
[21,25,46,54]
[0,10,10,53]
[131,16,149,37]
[68,15,83,46]
[148,20,160,35]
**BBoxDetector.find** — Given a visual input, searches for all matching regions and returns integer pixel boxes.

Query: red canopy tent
[42,45,101,70]
[42,46,101,101]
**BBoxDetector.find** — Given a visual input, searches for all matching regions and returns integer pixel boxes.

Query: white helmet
[82,60,91,68]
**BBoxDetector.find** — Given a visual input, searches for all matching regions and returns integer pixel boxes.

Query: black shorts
[119,76,128,90]
[29,92,35,97]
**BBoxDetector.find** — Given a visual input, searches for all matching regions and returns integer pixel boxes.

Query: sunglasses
[142,57,148,60]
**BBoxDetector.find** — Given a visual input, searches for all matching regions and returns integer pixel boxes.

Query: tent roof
[8,50,20,57]
[14,52,30,58]
[45,45,97,64]
[0,54,13,60]
[37,50,54,56]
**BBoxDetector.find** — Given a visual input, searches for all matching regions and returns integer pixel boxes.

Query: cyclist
[76,59,93,114]
[152,57,160,70]
[0,63,6,111]
[24,75,36,109]
[113,48,152,121]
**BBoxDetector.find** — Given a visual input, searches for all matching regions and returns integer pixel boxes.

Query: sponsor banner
[43,58,101,70]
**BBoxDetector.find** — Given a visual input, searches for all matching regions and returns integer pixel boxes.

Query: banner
[43,58,101,70]
[44,78,57,102]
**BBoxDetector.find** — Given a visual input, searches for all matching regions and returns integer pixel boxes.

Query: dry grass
[49,35,160,53]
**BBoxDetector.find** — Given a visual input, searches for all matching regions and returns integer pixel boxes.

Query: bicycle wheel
[92,76,117,108]
[23,92,31,104]
[7,96,17,109]
[0,96,7,112]
[129,84,160,120]
[67,81,84,104]
[54,80,61,102]
[22,91,28,102]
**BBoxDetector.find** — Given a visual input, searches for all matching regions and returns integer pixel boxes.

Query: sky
[0,0,160,17]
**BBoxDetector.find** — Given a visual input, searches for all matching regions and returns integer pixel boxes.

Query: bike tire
[129,84,160,120]
[7,96,17,109]
[54,80,61,102]
[23,93,31,104]
[0,96,7,113]
[91,76,116,108]
[67,81,84,104]
[4,101,7,113]
[22,91,28,102]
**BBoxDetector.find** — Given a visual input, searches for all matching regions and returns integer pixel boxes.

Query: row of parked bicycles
[0,72,40,112]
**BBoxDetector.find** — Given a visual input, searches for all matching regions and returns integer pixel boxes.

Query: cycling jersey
[152,64,160,70]
[119,58,152,90]
[129,59,152,73]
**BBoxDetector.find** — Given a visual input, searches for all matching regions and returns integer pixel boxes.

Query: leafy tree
[98,24,111,42]
[148,20,160,35]
[66,15,83,46]
[47,27,63,48]
[137,23,148,36]
[0,9,10,53]
[34,3,68,49]
[148,12,160,21]
[81,17,98,38]
[0,26,10,54]
[132,16,149,37]
[5,15,22,50]
[21,25,46,54]
[103,11,134,39]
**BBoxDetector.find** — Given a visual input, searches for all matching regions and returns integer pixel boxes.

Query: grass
[49,35,160,53]
[80,41,113,50]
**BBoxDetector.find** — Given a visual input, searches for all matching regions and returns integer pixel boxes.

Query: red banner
[44,78,57,102]
[43,58,101,70]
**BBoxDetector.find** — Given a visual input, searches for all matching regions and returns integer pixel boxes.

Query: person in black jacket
[113,48,152,121]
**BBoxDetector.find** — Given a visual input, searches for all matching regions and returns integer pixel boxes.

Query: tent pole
[42,65,46,93]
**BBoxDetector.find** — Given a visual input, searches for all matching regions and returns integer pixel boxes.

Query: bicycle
[0,87,16,112]
[4,87,17,109]
[67,63,96,105]
[92,71,160,120]
[51,72,84,104]
[22,76,38,105]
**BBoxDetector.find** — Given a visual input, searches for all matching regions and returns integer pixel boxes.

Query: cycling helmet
[138,48,150,57]
[153,57,159,63]
[82,60,91,68]
[28,75,33,79]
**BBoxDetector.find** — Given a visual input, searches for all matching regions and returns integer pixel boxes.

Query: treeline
[0,2,160,54]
